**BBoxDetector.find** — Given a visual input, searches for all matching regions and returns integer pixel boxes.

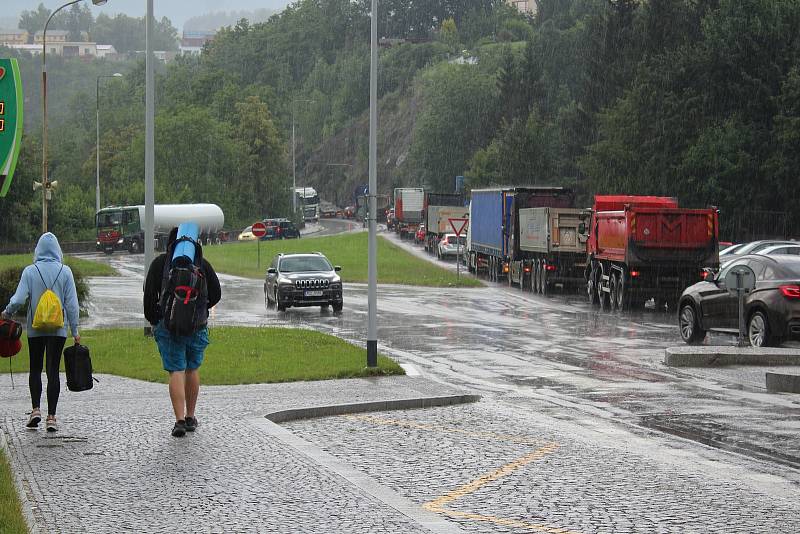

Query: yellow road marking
[344,414,582,534]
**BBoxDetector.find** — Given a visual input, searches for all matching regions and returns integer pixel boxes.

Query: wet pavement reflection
[77,225,800,475]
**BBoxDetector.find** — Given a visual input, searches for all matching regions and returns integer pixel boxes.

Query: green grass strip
[0,254,117,277]
[0,448,27,534]
[204,232,481,287]
[0,327,403,385]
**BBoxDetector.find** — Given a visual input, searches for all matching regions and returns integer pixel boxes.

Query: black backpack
[64,343,97,392]
[159,236,208,337]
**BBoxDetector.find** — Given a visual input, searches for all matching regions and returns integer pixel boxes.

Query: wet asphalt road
[79,218,800,484]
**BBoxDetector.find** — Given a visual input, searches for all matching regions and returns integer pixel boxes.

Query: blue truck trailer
[467,187,576,284]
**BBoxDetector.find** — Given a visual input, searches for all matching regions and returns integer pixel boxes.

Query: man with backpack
[1,233,81,432]
[144,227,221,438]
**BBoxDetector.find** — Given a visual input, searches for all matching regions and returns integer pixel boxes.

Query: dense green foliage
[3,0,800,244]
[0,327,404,384]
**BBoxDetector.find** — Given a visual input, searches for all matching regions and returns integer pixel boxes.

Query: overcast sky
[5,0,291,31]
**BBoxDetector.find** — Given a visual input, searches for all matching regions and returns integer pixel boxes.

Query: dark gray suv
[264,253,343,312]
[678,254,800,346]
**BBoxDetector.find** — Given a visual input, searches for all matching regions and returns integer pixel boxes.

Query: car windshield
[280,256,332,273]
[243,226,252,232]
[720,244,743,255]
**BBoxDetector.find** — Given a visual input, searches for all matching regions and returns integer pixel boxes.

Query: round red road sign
[251,221,267,238]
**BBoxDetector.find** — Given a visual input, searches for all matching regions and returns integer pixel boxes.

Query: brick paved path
[0,374,465,533]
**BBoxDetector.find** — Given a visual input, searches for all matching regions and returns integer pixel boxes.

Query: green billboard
[0,58,23,198]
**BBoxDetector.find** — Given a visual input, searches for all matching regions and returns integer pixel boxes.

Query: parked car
[678,254,800,347]
[722,240,797,259]
[437,234,466,260]
[415,224,426,244]
[238,226,257,241]
[262,218,300,240]
[758,244,800,256]
[264,253,343,312]
[719,243,745,257]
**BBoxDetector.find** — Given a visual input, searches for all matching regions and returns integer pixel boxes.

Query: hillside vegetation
[1,0,799,243]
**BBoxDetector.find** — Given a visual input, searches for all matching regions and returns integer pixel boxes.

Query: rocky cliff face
[299,89,422,208]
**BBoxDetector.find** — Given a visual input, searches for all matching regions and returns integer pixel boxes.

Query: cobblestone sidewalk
[0,374,470,534]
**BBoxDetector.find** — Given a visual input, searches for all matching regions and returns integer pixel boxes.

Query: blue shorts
[153,322,209,372]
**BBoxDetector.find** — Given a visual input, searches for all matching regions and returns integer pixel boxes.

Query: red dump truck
[586,195,719,310]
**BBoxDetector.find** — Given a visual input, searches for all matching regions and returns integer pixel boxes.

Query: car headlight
[330,282,342,290]
[117,238,124,244]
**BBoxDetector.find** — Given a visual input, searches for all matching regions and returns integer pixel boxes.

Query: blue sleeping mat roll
[172,222,200,264]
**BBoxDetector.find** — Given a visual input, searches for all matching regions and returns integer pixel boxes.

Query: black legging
[28,336,66,416]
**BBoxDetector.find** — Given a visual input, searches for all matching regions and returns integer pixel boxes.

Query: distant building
[96,44,118,60]
[5,41,109,60]
[0,29,28,46]
[508,0,536,14]
[132,50,178,63]
[179,30,215,55]
[34,30,69,44]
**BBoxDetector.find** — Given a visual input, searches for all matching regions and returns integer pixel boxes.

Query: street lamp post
[96,73,123,213]
[41,0,108,233]
[367,0,378,367]
[291,98,314,217]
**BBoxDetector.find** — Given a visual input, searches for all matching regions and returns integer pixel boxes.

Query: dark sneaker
[26,410,41,429]
[184,416,198,432]
[45,416,57,433]
[171,420,186,438]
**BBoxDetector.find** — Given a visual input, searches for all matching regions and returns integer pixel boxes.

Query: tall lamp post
[41,0,109,233]
[291,98,314,216]
[367,0,378,367]
[96,73,123,213]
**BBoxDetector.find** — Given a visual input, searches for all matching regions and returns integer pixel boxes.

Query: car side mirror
[578,222,587,235]
[334,266,342,272]
[267,268,277,275]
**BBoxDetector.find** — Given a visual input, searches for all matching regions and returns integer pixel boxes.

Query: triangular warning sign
[449,218,469,236]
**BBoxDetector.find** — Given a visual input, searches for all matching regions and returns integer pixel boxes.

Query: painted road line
[347,414,579,534]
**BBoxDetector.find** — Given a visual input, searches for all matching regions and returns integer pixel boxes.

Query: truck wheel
[587,266,599,306]
[609,274,619,310]
[616,273,629,311]
[540,264,548,296]
[679,303,706,344]
[597,266,610,310]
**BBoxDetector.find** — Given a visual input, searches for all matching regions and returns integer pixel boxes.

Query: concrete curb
[257,393,481,534]
[766,372,800,393]
[266,394,482,423]
[665,346,800,367]
[0,426,38,534]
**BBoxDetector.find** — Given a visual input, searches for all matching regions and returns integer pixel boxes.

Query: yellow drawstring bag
[32,265,64,331]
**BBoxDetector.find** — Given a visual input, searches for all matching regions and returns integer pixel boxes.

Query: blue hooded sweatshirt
[2,233,80,339]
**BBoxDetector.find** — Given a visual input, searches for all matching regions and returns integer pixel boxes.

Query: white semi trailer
[95,204,225,254]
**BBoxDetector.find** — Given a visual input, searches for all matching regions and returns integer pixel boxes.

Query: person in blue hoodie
[1,233,80,432]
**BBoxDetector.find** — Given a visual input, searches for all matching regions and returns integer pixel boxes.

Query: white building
[508,0,536,14]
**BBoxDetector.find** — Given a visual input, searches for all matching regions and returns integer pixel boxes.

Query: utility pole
[367,0,378,367]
